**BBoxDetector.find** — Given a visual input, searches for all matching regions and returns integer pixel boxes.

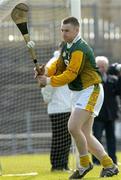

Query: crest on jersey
[64,59,69,66]
[62,51,66,57]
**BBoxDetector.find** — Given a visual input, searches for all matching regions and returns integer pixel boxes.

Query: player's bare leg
[68,109,93,179]
[82,116,107,160]
[82,116,119,177]
[68,108,119,179]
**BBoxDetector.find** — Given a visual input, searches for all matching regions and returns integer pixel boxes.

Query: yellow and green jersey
[47,38,102,91]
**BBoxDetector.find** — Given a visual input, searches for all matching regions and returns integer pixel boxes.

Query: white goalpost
[70,0,81,36]
[70,0,82,169]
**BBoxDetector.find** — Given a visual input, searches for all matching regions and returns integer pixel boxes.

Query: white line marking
[2,172,38,177]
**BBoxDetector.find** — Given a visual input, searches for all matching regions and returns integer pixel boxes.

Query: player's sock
[80,154,90,167]
[101,154,113,168]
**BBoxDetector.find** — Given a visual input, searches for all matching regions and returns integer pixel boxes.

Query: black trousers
[92,120,117,164]
[49,112,71,169]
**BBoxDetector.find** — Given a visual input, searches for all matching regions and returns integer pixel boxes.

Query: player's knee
[68,121,78,137]
[82,129,90,138]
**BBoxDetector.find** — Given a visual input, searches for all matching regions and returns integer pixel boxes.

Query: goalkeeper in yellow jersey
[35,16,119,179]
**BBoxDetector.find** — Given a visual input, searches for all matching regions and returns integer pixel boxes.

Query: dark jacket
[96,74,120,121]
[117,76,121,97]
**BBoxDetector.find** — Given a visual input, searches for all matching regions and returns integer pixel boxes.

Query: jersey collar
[67,34,81,49]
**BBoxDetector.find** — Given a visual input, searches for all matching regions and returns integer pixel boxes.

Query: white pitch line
[2,172,38,177]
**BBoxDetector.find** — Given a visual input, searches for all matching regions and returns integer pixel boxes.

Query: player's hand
[34,64,45,78]
[37,75,47,87]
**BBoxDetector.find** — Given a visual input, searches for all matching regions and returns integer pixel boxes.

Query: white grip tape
[27,41,35,48]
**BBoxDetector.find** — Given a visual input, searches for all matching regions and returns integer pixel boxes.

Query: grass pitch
[0,152,121,180]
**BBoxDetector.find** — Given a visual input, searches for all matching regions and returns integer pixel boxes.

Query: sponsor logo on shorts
[76,103,82,107]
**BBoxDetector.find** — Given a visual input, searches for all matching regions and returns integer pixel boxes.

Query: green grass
[0,152,121,180]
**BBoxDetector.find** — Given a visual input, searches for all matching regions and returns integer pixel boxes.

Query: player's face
[61,23,79,43]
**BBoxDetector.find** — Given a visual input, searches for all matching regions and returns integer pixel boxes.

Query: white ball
[27,41,35,48]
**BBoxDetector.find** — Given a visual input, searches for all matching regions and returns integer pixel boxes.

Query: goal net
[0,0,78,175]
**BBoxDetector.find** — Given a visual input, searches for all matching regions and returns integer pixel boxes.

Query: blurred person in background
[92,56,121,165]
[41,42,72,171]
[108,63,121,97]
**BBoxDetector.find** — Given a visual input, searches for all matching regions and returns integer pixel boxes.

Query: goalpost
[70,0,81,35]
[0,0,82,175]
[70,0,82,169]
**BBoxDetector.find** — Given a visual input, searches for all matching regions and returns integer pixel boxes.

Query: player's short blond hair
[62,16,80,27]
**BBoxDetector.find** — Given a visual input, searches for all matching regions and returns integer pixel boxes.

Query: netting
[0,0,76,174]
[0,0,70,153]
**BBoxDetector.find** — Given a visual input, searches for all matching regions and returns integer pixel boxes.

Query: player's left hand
[34,64,45,79]
[37,75,47,87]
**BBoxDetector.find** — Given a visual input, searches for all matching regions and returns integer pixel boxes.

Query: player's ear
[75,26,79,33]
